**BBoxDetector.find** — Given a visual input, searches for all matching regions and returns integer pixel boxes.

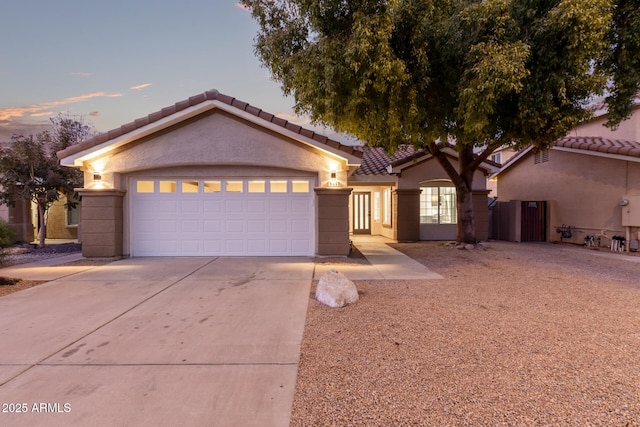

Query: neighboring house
[57,90,497,258]
[486,146,520,197]
[0,198,33,242]
[492,104,640,249]
[0,142,80,243]
[0,194,79,243]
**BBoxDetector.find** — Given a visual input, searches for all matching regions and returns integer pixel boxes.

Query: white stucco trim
[60,99,361,168]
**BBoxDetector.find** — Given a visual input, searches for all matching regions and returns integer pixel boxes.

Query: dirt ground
[291,241,640,426]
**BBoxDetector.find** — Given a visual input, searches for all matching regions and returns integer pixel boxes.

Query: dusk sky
[0,1,305,141]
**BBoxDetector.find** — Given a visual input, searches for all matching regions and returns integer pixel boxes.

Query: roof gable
[495,136,640,178]
[58,89,362,167]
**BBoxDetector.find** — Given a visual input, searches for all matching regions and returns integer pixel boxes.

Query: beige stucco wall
[396,157,488,191]
[84,112,348,191]
[569,106,640,141]
[78,189,125,257]
[46,196,78,240]
[497,149,640,244]
[316,188,352,256]
[399,157,489,241]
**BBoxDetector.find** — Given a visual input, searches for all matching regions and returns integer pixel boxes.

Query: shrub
[0,218,15,264]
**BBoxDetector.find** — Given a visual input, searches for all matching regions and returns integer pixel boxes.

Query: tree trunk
[37,201,46,249]
[428,142,478,244]
[455,181,476,243]
[456,146,476,244]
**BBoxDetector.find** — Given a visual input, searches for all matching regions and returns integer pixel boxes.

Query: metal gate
[521,201,546,242]
[352,192,371,234]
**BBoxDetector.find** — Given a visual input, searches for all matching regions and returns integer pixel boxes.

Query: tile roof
[57,89,362,161]
[555,136,640,158]
[355,145,500,175]
[495,136,640,178]
[354,146,420,175]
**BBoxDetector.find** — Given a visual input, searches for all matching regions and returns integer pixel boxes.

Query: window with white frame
[420,184,457,224]
[383,188,392,225]
[373,191,380,222]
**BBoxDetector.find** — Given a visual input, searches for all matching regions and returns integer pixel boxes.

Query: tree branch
[428,141,463,187]
[468,142,503,171]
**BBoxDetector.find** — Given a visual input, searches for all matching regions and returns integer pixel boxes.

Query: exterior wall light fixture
[329,170,338,187]
[93,173,102,182]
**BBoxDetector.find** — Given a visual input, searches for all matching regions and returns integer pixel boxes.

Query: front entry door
[353,192,371,234]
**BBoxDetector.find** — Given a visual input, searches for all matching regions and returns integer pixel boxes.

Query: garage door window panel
[159,181,177,193]
[292,180,310,193]
[270,180,287,193]
[137,181,155,193]
[226,181,243,193]
[182,181,199,193]
[248,180,266,193]
[204,181,221,193]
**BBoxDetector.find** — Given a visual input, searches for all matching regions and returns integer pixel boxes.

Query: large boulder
[315,270,359,308]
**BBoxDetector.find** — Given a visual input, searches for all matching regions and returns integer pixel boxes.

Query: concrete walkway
[0,252,90,281]
[0,256,312,427]
[314,235,443,280]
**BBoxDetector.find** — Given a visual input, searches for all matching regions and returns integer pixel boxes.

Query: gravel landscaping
[292,241,640,426]
[1,242,82,266]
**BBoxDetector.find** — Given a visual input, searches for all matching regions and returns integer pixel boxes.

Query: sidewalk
[0,253,93,281]
[314,235,443,280]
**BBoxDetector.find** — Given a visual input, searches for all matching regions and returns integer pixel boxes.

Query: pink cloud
[130,83,152,91]
[71,72,92,77]
[0,92,122,121]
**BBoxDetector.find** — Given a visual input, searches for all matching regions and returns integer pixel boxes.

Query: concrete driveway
[0,257,312,427]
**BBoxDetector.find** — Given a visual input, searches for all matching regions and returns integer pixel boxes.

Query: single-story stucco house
[492,103,640,250]
[58,90,496,258]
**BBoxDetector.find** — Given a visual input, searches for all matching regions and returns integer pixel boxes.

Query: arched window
[420,181,457,224]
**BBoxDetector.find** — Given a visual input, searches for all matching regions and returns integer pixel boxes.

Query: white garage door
[130,178,314,256]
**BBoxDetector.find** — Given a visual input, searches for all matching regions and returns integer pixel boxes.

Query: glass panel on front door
[353,192,371,234]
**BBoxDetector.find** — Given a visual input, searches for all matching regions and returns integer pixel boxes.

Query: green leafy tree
[242,0,640,243]
[0,114,92,248]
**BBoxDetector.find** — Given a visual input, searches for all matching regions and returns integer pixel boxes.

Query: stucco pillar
[315,187,352,256]
[77,188,126,258]
[472,190,491,241]
[394,189,421,242]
